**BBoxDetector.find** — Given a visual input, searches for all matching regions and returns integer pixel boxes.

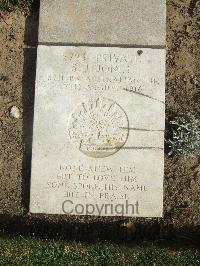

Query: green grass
[0,0,33,10]
[0,236,199,265]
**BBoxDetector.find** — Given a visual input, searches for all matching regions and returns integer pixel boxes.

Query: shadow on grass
[0,213,199,248]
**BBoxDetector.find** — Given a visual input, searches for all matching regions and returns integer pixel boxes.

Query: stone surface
[10,106,20,119]
[38,0,166,46]
[30,45,165,217]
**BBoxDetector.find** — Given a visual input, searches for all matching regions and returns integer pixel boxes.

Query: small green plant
[0,0,33,10]
[168,112,200,157]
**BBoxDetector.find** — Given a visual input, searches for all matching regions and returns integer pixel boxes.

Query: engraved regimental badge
[68,97,129,157]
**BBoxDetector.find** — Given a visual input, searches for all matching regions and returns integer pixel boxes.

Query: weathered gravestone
[30,0,166,217]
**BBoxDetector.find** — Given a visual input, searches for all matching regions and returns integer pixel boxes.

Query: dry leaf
[0,10,13,25]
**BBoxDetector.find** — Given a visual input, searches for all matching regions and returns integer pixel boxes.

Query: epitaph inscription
[30,46,165,217]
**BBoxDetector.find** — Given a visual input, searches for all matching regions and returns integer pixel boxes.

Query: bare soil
[0,0,199,243]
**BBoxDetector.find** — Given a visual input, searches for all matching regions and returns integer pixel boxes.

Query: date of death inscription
[37,51,161,95]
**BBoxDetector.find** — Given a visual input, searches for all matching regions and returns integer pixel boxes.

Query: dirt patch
[0,0,199,241]
[164,0,200,228]
[0,10,25,214]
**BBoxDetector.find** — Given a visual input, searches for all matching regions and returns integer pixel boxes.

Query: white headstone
[30,46,165,216]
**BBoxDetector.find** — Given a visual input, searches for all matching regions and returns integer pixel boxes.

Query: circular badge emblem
[68,97,129,158]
